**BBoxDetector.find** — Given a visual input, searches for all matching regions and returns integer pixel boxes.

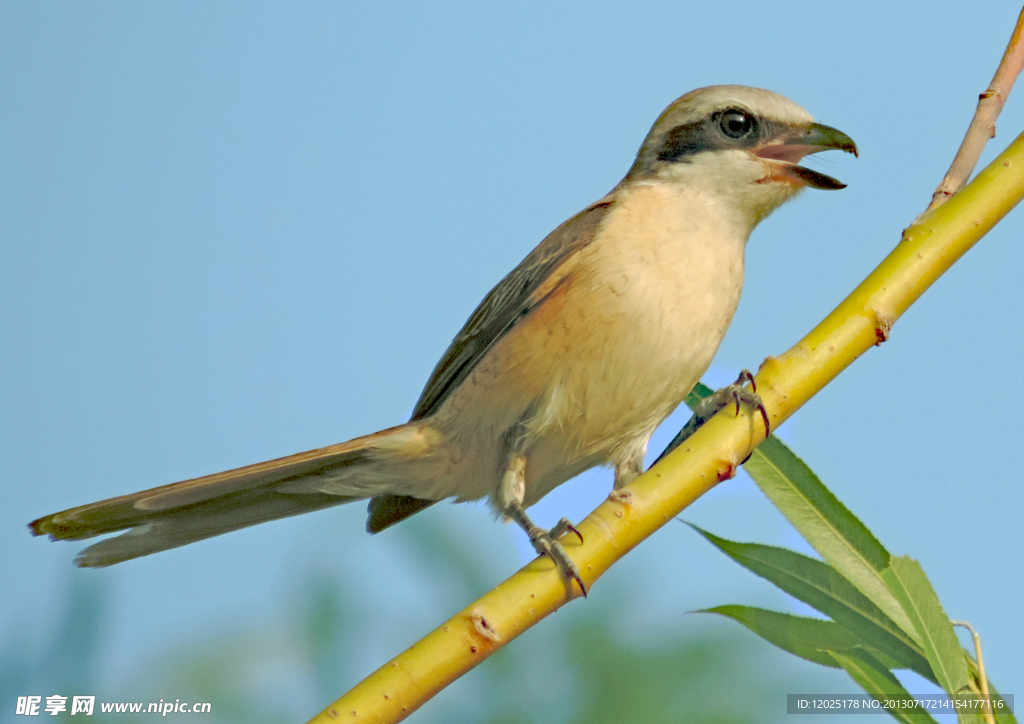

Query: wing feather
[411,198,614,420]
[366,199,615,532]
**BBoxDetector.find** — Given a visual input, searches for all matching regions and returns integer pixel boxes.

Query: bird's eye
[719,110,755,139]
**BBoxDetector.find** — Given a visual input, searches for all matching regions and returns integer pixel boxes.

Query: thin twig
[951,621,995,724]
[923,6,1024,215]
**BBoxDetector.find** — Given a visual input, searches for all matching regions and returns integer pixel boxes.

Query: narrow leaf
[691,525,934,683]
[828,649,941,724]
[683,380,714,409]
[882,557,971,699]
[699,605,904,670]
[686,381,916,640]
[743,435,916,638]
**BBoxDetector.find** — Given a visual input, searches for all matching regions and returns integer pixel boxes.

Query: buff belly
[425,182,749,507]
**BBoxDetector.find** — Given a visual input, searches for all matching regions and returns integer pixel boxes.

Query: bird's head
[626,85,857,226]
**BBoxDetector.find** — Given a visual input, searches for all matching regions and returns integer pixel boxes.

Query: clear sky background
[3,2,1023,722]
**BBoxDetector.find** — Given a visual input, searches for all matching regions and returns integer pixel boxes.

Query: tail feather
[70,490,357,568]
[366,494,437,533]
[29,424,420,567]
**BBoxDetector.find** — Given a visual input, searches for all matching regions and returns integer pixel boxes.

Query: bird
[30,85,856,594]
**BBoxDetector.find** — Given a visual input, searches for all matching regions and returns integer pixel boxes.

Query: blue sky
[3,2,1023,720]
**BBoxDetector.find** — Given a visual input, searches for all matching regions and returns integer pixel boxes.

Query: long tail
[30,423,433,568]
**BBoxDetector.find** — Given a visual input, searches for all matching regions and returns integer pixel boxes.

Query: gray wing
[410,198,615,421]
[369,198,616,533]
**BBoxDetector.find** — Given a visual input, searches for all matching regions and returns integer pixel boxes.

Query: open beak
[752,122,858,190]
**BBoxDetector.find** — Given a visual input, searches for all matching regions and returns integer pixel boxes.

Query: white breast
[535,181,748,449]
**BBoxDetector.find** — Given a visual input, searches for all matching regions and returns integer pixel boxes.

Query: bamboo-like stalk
[307,130,1024,724]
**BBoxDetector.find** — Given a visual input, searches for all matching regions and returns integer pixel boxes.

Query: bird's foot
[500,452,587,597]
[506,501,586,597]
[525,521,587,598]
[549,516,584,544]
[707,369,770,437]
[653,369,769,465]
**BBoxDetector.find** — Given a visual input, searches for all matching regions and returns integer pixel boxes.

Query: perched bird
[31,85,856,593]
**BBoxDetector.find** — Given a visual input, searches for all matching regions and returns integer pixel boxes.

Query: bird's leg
[498,453,586,597]
[652,369,769,466]
[613,443,647,490]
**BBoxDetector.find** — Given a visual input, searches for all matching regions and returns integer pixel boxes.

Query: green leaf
[742,435,917,639]
[881,557,971,699]
[683,381,715,410]
[699,605,904,670]
[828,648,940,724]
[691,525,934,683]
[687,380,916,641]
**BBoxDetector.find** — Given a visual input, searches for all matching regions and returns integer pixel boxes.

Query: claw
[549,543,587,598]
[651,369,771,465]
[507,502,587,598]
[756,400,770,437]
[531,531,587,597]
[550,517,584,545]
[731,369,770,438]
[570,569,587,598]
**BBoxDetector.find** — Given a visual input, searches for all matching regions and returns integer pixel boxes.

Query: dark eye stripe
[656,120,709,160]
[656,107,764,162]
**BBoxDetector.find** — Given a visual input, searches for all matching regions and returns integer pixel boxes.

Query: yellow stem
[308,131,1024,724]
[952,621,995,724]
